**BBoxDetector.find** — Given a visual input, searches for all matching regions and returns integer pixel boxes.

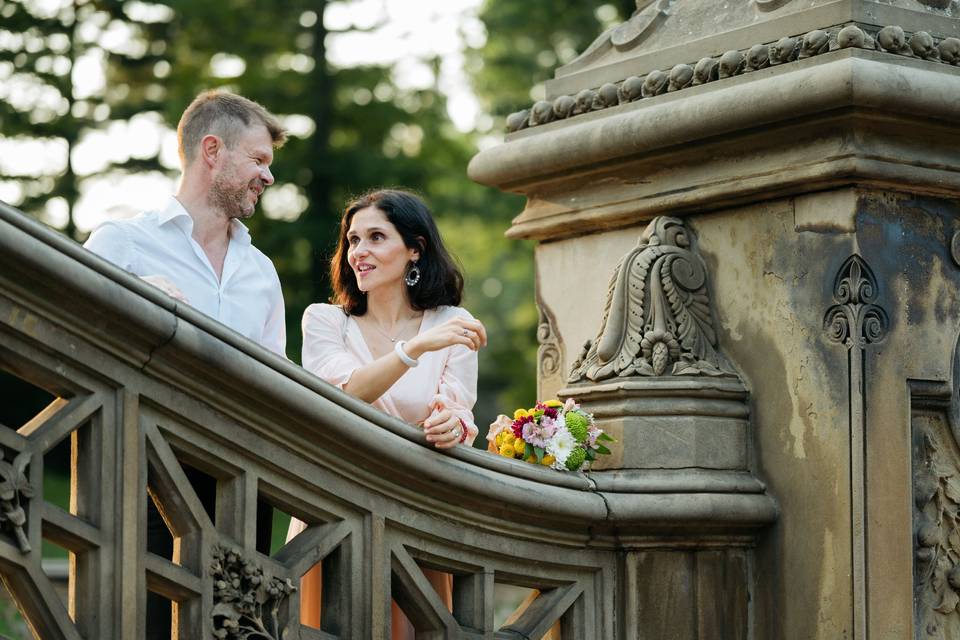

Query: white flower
[546,427,576,467]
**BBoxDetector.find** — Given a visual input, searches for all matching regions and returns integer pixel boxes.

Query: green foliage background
[0,0,634,633]
[0,0,630,431]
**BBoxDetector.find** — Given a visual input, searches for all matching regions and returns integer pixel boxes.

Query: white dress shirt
[84,197,286,356]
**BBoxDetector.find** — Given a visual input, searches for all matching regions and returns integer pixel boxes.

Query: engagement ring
[453,426,462,438]
[462,329,469,336]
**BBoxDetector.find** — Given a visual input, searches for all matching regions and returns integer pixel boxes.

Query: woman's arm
[342,314,486,402]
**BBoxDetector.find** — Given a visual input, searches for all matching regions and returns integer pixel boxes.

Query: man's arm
[84,222,188,302]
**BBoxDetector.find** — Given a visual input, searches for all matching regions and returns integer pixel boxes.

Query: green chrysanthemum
[565,412,589,443]
[565,447,587,471]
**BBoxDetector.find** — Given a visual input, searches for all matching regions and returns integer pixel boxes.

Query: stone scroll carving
[0,450,34,554]
[823,254,888,349]
[210,545,296,640]
[568,216,733,383]
[536,290,563,381]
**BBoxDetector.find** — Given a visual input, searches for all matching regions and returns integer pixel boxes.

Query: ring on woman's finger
[452,425,462,438]
[462,329,469,336]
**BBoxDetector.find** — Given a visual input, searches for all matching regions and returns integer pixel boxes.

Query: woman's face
[346,206,419,294]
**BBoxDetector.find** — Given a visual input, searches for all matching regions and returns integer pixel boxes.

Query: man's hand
[140,275,188,303]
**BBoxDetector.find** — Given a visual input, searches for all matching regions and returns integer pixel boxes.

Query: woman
[290,189,486,635]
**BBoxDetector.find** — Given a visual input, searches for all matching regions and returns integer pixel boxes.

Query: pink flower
[563,398,578,412]
[521,422,542,447]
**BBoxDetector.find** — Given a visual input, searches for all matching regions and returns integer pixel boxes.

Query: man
[85,91,287,638]
[85,89,287,355]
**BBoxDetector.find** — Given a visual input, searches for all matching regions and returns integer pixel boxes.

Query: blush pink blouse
[301,303,479,444]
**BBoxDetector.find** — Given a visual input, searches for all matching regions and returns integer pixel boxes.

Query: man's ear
[200,134,222,168]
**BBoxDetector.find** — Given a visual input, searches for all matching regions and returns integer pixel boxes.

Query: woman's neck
[364,287,419,328]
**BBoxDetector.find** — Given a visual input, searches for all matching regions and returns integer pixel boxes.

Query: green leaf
[585,448,596,461]
[534,446,545,463]
[598,433,615,442]
[524,442,534,459]
[596,444,611,455]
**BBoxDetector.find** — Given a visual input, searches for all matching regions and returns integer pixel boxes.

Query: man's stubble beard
[209,170,256,220]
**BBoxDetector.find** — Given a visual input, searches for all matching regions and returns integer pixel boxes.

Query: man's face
[209,125,275,220]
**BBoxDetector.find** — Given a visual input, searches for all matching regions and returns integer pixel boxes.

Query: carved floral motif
[823,255,888,349]
[914,424,960,635]
[0,450,33,554]
[210,545,296,640]
[568,217,732,382]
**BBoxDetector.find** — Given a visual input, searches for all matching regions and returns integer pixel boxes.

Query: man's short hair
[177,90,287,166]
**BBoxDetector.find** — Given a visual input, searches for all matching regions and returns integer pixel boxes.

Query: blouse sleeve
[430,308,480,444]
[301,304,364,389]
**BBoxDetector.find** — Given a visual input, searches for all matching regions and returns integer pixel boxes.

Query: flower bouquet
[487,398,613,472]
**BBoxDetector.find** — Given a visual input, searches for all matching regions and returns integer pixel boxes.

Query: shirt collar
[159,196,252,246]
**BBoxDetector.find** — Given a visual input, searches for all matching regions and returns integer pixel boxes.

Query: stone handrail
[0,201,775,638]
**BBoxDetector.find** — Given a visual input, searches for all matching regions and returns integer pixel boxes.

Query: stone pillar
[470,1,960,638]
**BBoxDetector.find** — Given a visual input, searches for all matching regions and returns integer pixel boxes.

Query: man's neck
[174,188,231,248]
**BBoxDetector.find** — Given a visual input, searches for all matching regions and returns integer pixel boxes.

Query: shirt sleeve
[83,222,135,271]
[261,266,287,358]
[301,304,364,389]
[430,309,479,445]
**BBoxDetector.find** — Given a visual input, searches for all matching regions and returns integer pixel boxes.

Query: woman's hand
[405,316,487,359]
[423,408,464,449]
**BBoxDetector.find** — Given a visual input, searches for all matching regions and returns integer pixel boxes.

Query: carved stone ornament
[537,299,563,380]
[565,0,675,70]
[0,450,34,554]
[823,254,889,349]
[756,0,795,11]
[210,545,296,640]
[568,216,733,383]
[914,425,960,630]
[507,23,960,133]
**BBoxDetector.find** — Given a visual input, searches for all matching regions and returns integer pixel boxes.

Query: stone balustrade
[0,201,775,639]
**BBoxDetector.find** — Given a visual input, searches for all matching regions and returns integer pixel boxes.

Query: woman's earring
[405,261,421,286]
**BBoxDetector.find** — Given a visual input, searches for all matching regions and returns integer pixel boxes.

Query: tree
[0,0,176,239]
[470,0,636,119]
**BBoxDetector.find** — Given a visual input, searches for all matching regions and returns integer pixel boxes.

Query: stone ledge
[469,50,960,240]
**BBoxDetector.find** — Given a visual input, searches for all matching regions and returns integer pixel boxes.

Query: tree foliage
[0,0,634,442]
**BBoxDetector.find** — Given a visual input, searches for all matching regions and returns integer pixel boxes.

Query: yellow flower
[541,455,556,466]
[502,432,515,446]
[495,432,503,448]
[499,443,515,458]
[544,399,563,408]
[513,409,529,420]
[515,443,528,458]
[525,455,538,464]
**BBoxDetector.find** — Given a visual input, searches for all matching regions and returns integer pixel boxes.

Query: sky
[1,0,488,233]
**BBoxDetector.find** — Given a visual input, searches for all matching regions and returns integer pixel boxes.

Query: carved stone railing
[0,200,776,638]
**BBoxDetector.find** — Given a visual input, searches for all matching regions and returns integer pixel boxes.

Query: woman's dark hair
[330,189,464,315]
